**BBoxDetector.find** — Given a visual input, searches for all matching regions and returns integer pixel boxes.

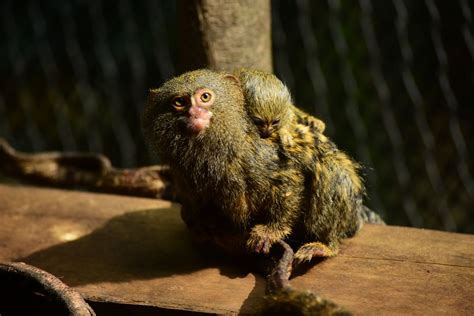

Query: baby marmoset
[235,68,326,149]
[237,69,368,261]
[143,69,370,265]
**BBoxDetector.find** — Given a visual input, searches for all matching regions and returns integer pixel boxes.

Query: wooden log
[177,0,272,73]
[0,183,472,315]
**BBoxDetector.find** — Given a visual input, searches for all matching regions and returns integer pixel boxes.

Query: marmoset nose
[260,128,272,138]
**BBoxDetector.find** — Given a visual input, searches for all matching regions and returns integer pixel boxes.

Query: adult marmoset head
[142,69,258,168]
[235,68,293,139]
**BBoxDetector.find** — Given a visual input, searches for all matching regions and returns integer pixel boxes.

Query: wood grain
[0,183,472,315]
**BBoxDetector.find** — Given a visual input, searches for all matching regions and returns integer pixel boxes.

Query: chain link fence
[1,1,473,233]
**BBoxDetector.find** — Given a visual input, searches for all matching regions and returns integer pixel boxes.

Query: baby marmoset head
[236,68,293,139]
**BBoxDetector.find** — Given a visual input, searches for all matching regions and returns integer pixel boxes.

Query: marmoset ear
[145,88,162,112]
[147,88,160,103]
[224,74,241,86]
[148,88,160,97]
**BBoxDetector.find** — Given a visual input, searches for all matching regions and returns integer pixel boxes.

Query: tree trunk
[178,0,272,73]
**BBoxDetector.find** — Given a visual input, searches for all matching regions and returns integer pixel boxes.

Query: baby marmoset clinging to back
[235,68,326,149]
[237,69,370,262]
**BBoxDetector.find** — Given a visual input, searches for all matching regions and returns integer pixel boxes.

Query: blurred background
[0,1,473,233]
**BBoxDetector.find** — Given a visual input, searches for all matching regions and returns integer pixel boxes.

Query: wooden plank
[0,183,472,315]
[293,229,474,315]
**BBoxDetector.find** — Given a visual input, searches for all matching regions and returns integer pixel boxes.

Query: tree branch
[0,138,175,199]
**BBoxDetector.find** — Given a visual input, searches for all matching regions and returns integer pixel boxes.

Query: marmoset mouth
[260,128,273,138]
[187,106,213,132]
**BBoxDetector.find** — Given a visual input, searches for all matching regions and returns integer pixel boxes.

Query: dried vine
[0,262,95,315]
[0,138,174,199]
